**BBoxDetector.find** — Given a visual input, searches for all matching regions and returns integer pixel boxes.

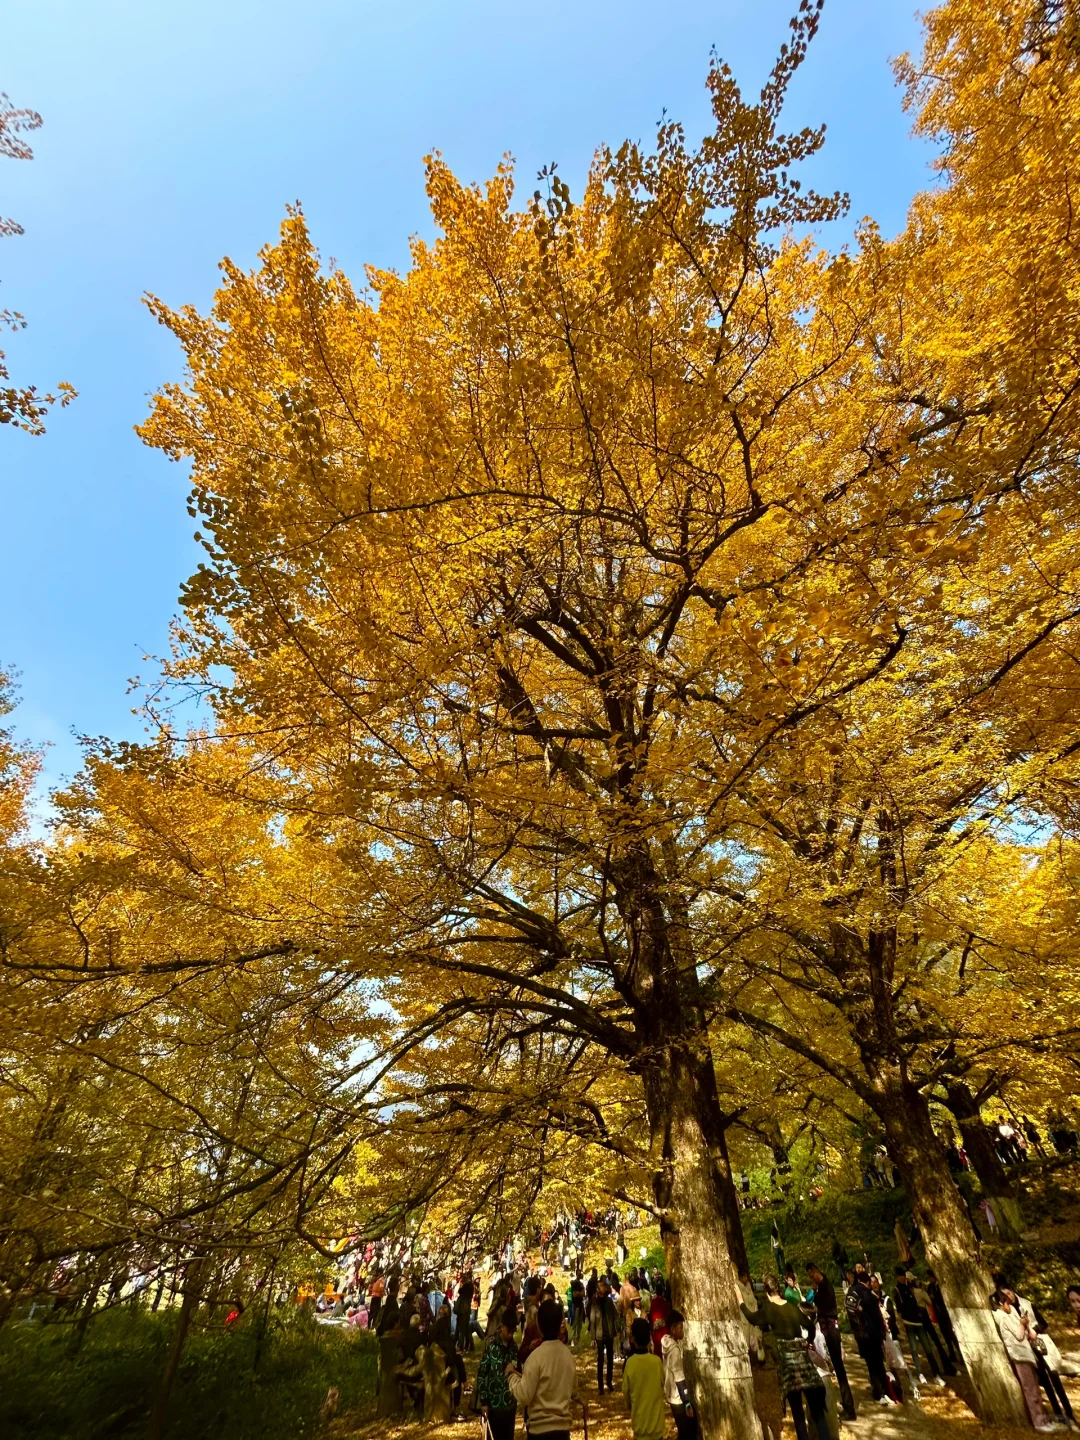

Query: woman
[743,1277,829,1440]
[1006,1288,1075,1425]
[475,1307,520,1440]
[992,1290,1053,1433]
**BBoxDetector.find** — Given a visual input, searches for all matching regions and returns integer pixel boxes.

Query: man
[507,1298,578,1440]
[589,1276,619,1394]
[893,1269,945,1386]
[807,1262,856,1420]
[923,1270,960,1365]
[848,1267,892,1405]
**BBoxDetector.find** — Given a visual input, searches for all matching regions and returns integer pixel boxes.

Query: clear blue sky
[2,0,933,797]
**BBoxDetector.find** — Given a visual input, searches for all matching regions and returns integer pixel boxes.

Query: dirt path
[330,1250,1080,1440]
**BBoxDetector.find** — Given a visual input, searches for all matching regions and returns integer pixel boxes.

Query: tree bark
[943,1081,1024,1239]
[147,1256,203,1440]
[644,1042,762,1440]
[876,1072,1028,1428]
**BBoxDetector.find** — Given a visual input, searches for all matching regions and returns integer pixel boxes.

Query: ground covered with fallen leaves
[327,1315,1080,1440]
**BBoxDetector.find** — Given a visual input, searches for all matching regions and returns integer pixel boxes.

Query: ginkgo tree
[130,0,1080,1431]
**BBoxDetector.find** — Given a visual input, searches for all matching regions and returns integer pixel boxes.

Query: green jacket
[476,1336,519,1413]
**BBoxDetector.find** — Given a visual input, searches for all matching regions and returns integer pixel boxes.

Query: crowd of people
[295,1187,1080,1440]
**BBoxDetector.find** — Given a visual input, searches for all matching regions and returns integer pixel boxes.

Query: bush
[0,1305,377,1438]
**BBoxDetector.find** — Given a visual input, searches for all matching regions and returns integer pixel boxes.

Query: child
[622,1316,666,1440]
[662,1311,698,1440]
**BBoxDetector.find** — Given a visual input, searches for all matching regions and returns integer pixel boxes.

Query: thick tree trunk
[645,1043,762,1440]
[944,1082,1024,1239]
[876,1073,1027,1428]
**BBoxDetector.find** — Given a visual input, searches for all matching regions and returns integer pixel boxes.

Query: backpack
[844,1286,865,1338]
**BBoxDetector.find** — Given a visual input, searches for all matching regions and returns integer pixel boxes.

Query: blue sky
[2,0,933,798]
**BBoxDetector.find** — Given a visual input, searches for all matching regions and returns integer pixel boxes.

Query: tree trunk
[713,1124,750,1277]
[70,1268,103,1354]
[147,1257,203,1440]
[877,1073,1028,1428]
[944,1081,1024,1240]
[645,1042,762,1440]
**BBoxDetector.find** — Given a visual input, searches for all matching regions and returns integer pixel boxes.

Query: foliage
[0,95,75,432]
[0,1307,377,1439]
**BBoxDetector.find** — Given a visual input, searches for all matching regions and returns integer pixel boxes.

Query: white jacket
[507,1339,577,1432]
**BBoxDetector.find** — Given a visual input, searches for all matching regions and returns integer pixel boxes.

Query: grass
[0,1304,377,1438]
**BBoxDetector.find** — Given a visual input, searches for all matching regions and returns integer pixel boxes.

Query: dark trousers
[488,1408,516,1440]
[788,1386,830,1440]
[925,1320,957,1375]
[857,1333,889,1400]
[671,1404,698,1440]
[937,1316,961,1364]
[905,1323,940,1378]
[595,1336,614,1390]
[821,1319,855,1418]
[1037,1357,1075,1421]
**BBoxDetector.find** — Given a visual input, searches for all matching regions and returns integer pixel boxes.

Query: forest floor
[333,1324,1080,1438]
[331,1287,1080,1440]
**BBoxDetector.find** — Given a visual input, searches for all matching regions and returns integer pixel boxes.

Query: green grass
[622,1165,1080,1321]
[0,1305,377,1439]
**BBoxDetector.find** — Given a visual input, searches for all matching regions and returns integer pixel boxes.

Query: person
[924,1270,961,1366]
[992,1290,1054,1432]
[585,1267,599,1317]
[997,1116,1022,1164]
[806,1264,855,1420]
[648,1285,671,1358]
[476,1307,519,1440]
[590,1276,619,1393]
[783,1267,804,1304]
[662,1310,697,1440]
[893,1269,945,1386]
[506,1298,578,1440]
[368,1271,386,1330]
[745,1276,829,1440]
[1005,1286,1076,1425]
[569,1274,586,1346]
[374,1276,400,1336]
[911,1272,957,1376]
[455,1270,476,1352]
[623,1316,666,1440]
[871,1276,909,1402]
[736,1267,765,1365]
[847,1268,891,1404]
[1024,1115,1048,1158]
